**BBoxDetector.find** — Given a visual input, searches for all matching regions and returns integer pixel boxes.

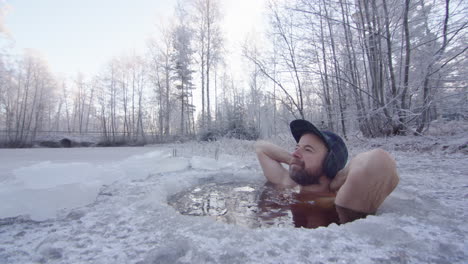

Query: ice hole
[168,181,341,229]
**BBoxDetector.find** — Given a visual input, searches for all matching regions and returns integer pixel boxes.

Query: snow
[0,137,467,263]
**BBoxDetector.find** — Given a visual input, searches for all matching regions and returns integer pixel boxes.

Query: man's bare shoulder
[334,148,399,214]
[345,148,398,182]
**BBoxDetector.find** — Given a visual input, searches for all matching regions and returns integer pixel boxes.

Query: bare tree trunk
[63,83,71,133]
[273,42,277,136]
[122,79,129,139]
[214,68,218,122]
[14,70,24,143]
[318,4,334,131]
[25,73,40,143]
[417,0,451,134]
[100,99,108,141]
[206,2,212,130]
[55,91,63,131]
[79,78,86,134]
[348,0,372,137]
[164,55,171,137]
[400,0,411,127]
[323,0,346,137]
[137,73,146,142]
[383,0,403,134]
[180,81,185,135]
[356,0,391,136]
[18,64,32,143]
[85,84,94,133]
[154,66,164,139]
[132,64,136,140]
[71,95,77,132]
[32,79,45,142]
[201,50,205,130]
[110,67,117,142]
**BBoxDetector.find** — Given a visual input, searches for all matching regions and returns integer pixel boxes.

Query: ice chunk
[233,186,255,192]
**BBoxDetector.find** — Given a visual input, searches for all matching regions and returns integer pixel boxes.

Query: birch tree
[172,4,196,136]
[193,0,223,130]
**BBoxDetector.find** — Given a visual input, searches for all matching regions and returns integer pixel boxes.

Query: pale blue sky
[3,0,176,76]
[2,0,267,80]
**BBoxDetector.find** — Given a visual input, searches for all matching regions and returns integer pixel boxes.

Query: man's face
[289,133,328,186]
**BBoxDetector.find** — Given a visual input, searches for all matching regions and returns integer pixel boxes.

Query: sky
[1,0,268,81]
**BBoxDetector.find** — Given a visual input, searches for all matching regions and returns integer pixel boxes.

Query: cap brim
[290,120,329,147]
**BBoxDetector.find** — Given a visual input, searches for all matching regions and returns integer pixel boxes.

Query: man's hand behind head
[329,163,350,192]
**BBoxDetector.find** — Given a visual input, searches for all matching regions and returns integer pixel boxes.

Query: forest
[0,0,466,147]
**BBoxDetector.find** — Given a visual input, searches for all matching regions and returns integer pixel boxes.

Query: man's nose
[292,148,302,158]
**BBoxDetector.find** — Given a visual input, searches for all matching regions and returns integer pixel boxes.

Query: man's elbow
[366,148,400,192]
[254,140,268,154]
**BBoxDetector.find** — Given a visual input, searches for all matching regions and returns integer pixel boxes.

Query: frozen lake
[0,138,467,263]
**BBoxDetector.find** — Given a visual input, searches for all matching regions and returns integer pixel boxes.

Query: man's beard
[289,158,322,186]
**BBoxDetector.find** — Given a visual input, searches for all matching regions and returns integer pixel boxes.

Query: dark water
[168,182,340,229]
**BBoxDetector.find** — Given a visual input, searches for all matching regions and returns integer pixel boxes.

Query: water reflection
[258,183,339,228]
[168,182,341,229]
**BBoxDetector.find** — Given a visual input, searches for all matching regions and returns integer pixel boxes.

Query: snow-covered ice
[0,137,467,263]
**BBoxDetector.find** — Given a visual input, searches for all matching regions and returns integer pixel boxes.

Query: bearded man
[255,119,399,225]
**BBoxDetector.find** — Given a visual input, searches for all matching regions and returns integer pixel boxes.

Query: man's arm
[254,141,297,187]
[333,148,400,215]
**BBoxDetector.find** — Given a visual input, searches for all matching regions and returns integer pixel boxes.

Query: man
[255,119,399,225]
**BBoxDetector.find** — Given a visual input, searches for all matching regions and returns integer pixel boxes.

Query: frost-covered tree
[172,3,196,136]
[244,2,308,121]
[148,21,175,138]
[0,52,57,146]
[249,0,467,138]
[192,0,223,131]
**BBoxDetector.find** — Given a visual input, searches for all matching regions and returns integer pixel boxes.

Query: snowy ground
[0,134,467,263]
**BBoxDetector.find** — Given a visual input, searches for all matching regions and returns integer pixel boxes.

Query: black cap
[290,119,348,179]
